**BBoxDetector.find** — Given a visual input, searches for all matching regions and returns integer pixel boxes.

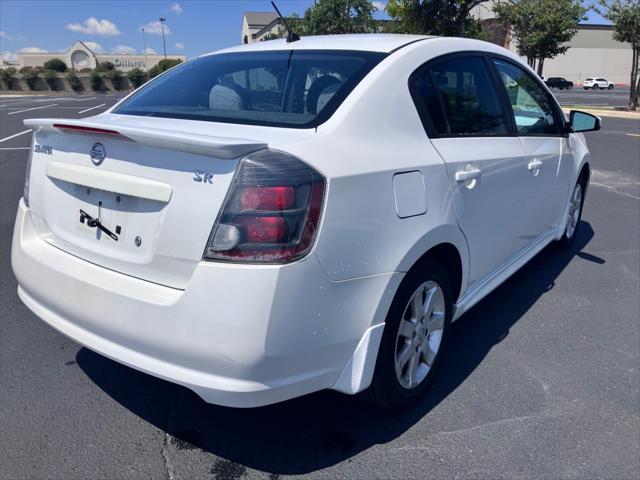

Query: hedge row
[0,59,181,92]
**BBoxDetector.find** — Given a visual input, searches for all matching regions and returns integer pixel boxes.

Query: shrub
[66,71,82,91]
[90,71,103,90]
[33,66,45,74]
[43,58,68,72]
[0,67,17,89]
[43,69,59,90]
[79,67,92,73]
[95,61,115,72]
[147,58,182,78]
[106,69,124,90]
[126,68,146,88]
[21,67,39,90]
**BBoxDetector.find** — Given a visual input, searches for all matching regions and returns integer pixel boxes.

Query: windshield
[115,50,387,128]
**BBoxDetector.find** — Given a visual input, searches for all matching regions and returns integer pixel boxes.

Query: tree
[302,0,376,35]
[494,0,586,76]
[43,69,59,91]
[20,67,39,90]
[95,61,115,72]
[90,71,103,91]
[0,67,17,89]
[65,71,83,91]
[105,69,124,90]
[385,0,488,37]
[598,0,640,110]
[43,58,68,72]
[127,68,147,88]
[147,58,182,78]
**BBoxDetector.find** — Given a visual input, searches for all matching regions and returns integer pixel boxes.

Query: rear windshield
[115,50,386,128]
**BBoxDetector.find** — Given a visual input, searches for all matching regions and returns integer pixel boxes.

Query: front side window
[115,50,386,128]
[493,59,558,135]
[412,56,509,136]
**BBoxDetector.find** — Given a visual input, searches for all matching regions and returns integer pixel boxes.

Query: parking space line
[7,104,58,115]
[78,103,106,114]
[626,133,640,138]
[0,129,32,143]
[0,147,30,151]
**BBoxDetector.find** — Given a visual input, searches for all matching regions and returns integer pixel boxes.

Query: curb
[562,108,640,120]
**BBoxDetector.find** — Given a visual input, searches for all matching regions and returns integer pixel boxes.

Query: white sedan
[583,77,615,89]
[12,34,599,409]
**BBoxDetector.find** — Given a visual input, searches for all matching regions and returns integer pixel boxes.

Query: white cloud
[144,47,157,54]
[372,1,385,11]
[19,46,48,53]
[171,3,183,14]
[112,45,136,54]
[1,31,14,41]
[1,51,18,62]
[83,41,102,52]
[174,42,184,50]
[66,17,122,36]
[141,20,171,35]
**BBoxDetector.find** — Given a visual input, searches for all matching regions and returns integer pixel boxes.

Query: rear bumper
[12,201,399,407]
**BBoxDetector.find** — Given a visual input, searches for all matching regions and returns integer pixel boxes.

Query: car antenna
[270,1,300,43]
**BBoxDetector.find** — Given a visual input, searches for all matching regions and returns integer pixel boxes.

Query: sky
[0,0,608,63]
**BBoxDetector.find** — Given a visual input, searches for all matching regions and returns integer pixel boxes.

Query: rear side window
[493,59,559,135]
[411,56,509,136]
[115,50,386,128]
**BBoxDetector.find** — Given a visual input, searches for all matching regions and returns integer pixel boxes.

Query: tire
[608,84,614,90]
[364,258,453,410]
[594,84,601,90]
[557,179,585,249]
[583,87,589,90]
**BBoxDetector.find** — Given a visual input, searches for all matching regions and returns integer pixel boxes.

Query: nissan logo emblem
[90,143,106,166]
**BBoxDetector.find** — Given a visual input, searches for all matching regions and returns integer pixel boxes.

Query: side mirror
[569,110,601,133]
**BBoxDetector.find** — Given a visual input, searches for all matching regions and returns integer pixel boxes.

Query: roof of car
[213,34,432,55]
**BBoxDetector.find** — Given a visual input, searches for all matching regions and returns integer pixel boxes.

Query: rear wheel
[557,180,585,248]
[594,84,601,90]
[364,258,452,409]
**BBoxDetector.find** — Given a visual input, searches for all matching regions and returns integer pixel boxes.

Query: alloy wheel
[566,183,583,239]
[394,281,445,389]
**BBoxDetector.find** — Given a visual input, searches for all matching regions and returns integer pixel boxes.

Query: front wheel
[608,84,614,90]
[364,258,452,409]
[557,180,585,248]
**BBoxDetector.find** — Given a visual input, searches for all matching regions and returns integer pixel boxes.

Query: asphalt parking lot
[553,86,632,108]
[0,94,639,479]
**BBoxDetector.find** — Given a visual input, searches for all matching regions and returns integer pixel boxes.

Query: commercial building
[242,8,634,86]
[13,41,185,72]
[471,1,632,85]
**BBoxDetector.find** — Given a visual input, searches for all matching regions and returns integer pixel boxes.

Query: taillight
[204,149,325,263]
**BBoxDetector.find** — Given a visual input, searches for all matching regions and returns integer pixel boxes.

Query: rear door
[491,58,570,249]
[410,53,529,286]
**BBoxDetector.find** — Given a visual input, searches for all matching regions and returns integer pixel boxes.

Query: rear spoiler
[23,118,267,159]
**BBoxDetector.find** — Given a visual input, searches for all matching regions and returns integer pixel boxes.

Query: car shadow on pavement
[77,222,598,476]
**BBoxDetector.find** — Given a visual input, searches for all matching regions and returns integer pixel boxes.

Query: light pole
[141,27,148,68]
[159,17,167,60]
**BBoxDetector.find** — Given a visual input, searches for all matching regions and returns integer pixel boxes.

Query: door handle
[528,160,543,171]
[455,168,482,182]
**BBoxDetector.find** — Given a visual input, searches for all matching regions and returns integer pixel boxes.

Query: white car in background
[583,77,615,89]
[12,34,600,409]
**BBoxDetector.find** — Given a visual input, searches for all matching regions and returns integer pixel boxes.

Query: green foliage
[127,67,147,88]
[0,67,17,89]
[43,69,59,90]
[302,0,377,35]
[597,0,640,110]
[385,0,488,36]
[95,61,115,72]
[147,58,182,78]
[43,58,68,72]
[21,67,39,90]
[494,0,586,74]
[79,67,92,73]
[90,71,103,91]
[105,69,124,90]
[66,71,83,91]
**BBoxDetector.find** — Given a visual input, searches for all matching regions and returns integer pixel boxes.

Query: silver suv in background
[583,77,615,90]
